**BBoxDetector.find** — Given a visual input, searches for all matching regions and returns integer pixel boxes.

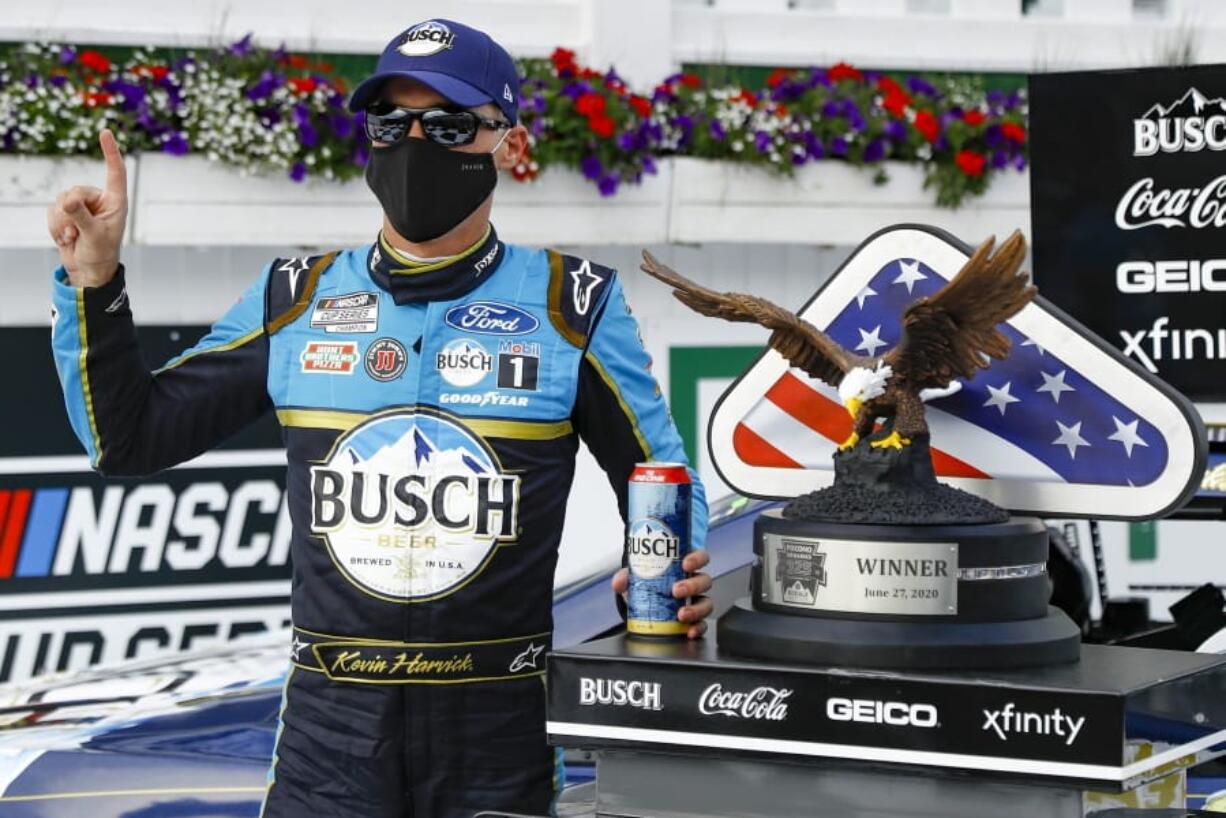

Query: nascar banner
[1031,64,1226,402]
[708,225,1205,520]
[0,326,289,683]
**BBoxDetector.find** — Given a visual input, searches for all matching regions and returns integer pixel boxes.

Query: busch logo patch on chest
[309,411,520,601]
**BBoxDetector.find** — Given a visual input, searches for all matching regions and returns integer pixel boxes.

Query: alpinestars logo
[981,703,1086,746]
[1134,87,1226,156]
[310,410,520,601]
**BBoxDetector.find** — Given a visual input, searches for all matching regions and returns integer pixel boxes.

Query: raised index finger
[99,129,126,197]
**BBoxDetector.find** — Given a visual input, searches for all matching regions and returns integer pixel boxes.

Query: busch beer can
[627,462,692,638]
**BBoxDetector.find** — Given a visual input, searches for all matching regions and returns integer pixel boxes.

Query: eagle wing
[640,250,866,387]
[885,231,1036,392]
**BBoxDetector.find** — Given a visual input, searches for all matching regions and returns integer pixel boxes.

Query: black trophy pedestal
[547,634,1226,818]
[716,509,1081,669]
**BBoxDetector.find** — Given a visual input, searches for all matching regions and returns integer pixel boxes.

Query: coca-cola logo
[1115,176,1226,230]
[697,683,792,721]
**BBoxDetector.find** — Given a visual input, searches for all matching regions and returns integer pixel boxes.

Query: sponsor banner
[310,291,379,334]
[1,325,289,683]
[1031,64,1226,400]
[549,657,1126,772]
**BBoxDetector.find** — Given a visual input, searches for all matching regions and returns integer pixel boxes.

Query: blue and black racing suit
[49,224,707,818]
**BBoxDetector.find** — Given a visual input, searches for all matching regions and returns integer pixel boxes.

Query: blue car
[0,497,764,818]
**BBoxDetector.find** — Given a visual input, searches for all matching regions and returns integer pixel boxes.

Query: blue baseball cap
[348,19,519,124]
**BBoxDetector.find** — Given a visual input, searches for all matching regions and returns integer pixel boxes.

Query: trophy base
[718,597,1082,669]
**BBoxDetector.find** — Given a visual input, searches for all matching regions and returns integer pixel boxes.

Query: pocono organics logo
[397,21,456,57]
[626,519,679,578]
[437,339,493,387]
[309,410,520,601]
[300,341,359,374]
[444,301,539,336]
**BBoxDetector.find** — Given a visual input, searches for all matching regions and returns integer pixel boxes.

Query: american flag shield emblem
[708,227,1205,519]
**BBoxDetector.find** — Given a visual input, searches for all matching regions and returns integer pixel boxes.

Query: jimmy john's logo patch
[309,410,520,602]
[311,292,379,334]
[300,341,360,374]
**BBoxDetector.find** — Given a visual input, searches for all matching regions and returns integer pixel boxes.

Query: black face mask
[365,136,500,243]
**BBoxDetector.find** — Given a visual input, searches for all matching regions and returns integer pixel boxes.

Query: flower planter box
[667,157,1032,245]
[0,155,136,249]
[0,155,1030,249]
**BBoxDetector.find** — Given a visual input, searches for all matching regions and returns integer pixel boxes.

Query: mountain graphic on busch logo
[444,301,539,336]
[310,411,520,601]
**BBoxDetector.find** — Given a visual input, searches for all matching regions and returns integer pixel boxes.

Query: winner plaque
[641,233,1082,668]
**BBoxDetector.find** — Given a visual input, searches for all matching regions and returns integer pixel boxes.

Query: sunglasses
[363,103,511,147]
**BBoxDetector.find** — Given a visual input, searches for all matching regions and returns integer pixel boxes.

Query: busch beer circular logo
[627,518,679,579]
[397,21,456,57]
[309,410,520,601]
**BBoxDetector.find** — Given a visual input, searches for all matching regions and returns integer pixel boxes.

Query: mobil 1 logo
[497,341,540,390]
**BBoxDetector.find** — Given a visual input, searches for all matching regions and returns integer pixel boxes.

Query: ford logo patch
[444,302,539,336]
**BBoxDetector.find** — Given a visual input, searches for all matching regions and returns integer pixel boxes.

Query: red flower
[575,92,606,117]
[827,62,863,83]
[735,89,758,107]
[629,95,652,117]
[766,68,791,88]
[79,50,112,74]
[955,149,986,177]
[131,64,170,81]
[679,74,703,89]
[551,47,576,66]
[589,114,616,138]
[314,61,334,74]
[882,90,910,118]
[962,110,986,127]
[580,67,603,80]
[1001,122,1027,143]
[288,55,309,69]
[913,110,940,143]
[876,76,903,96]
[289,77,318,95]
[775,103,789,118]
[83,90,113,108]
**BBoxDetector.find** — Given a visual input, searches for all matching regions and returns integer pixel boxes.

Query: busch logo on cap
[398,21,456,57]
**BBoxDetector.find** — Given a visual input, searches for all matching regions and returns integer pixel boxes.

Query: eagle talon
[870,431,911,450]
[838,432,860,451]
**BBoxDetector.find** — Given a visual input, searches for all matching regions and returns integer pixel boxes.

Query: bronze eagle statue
[641,231,1036,452]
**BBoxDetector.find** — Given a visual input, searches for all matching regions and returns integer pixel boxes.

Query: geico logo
[436,350,492,371]
[439,392,528,407]
[627,533,679,559]
[1116,259,1226,293]
[1134,115,1226,156]
[48,481,289,577]
[310,469,519,538]
[826,697,939,728]
[578,677,662,710]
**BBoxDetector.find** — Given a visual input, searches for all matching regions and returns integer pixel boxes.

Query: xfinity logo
[698,683,791,721]
[579,677,662,711]
[1134,88,1226,156]
[826,697,938,728]
[981,703,1085,746]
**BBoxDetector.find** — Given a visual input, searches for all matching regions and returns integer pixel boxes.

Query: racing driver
[46,18,712,818]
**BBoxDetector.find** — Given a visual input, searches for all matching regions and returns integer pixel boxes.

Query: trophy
[641,232,1082,668]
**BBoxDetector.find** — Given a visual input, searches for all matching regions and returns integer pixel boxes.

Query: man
[45,18,711,818]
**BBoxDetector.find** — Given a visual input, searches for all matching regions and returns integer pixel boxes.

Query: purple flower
[49,75,68,88]
[580,154,603,180]
[829,136,848,156]
[934,135,950,152]
[604,68,623,86]
[229,34,254,57]
[290,162,308,182]
[1006,91,1023,110]
[984,124,1004,148]
[1012,153,1027,171]
[59,46,76,65]
[258,107,282,128]
[906,76,937,97]
[884,120,907,142]
[790,150,807,166]
[709,119,726,140]
[329,113,354,139]
[643,122,664,143]
[560,82,591,100]
[292,103,311,128]
[299,122,319,148]
[863,138,887,162]
[671,114,694,131]
[986,90,1005,108]
[162,132,190,155]
[806,69,832,89]
[530,117,545,138]
[821,100,841,118]
[642,155,657,175]
[617,131,640,152]
[353,144,370,166]
[804,132,825,159]
[327,93,345,109]
[24,74,37,89]
[991,150,1009,169]
[597,173,619,196]
[840,99,860,118]
[105,81,145,112]
[848,112,866,133]
[754,131,772,153]
[531,95,547,113]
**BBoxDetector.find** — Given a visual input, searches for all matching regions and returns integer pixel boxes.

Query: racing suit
[49,224,707,818]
